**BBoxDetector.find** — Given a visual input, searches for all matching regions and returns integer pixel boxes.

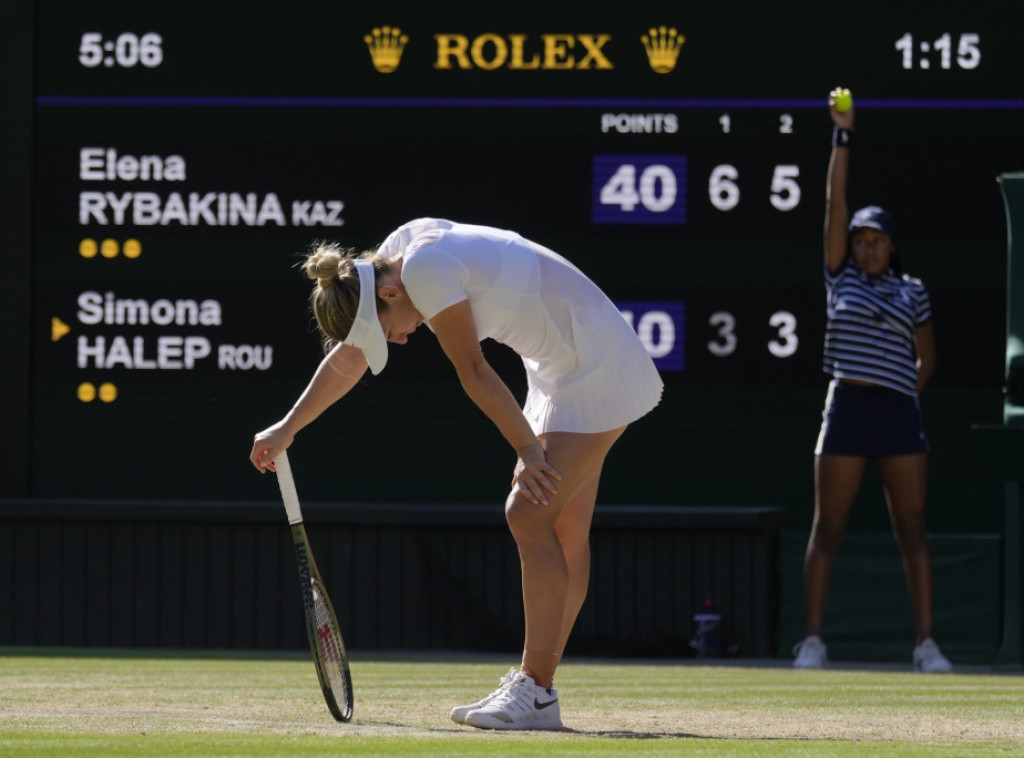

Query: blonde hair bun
[304,243,351,288]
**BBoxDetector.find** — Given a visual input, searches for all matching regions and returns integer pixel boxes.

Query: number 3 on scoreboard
[593,155,687,225]
[708,310,800,359]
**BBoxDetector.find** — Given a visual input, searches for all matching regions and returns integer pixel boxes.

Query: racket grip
[275,450,304,525]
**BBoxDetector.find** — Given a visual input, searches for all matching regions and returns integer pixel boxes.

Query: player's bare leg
[463,427,623,730]
[507,427,624,688]
[803,455,865,635]
[879,453,950,672]
[554,474,602,655]
[880,453,932,640]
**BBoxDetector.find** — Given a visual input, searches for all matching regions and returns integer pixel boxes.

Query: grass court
[2,648,1023,756]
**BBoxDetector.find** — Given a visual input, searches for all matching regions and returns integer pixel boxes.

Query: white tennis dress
[376,218,663,435]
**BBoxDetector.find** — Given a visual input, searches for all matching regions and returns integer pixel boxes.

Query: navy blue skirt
[815,380,929,457]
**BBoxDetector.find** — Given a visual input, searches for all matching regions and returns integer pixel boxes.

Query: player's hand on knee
[512,442,562,506]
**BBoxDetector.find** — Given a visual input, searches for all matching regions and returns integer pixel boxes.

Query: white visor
[342,260,388,375]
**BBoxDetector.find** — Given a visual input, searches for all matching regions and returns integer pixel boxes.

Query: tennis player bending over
[249,219,663,730]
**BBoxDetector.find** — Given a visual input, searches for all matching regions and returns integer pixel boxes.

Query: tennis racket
[275,450,354,722]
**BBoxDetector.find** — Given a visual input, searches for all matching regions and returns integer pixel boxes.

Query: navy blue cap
[849,205,895,236]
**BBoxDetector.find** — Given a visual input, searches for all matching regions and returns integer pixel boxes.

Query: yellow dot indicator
[80,239,98,258]
[98,382,118,402]
[100,238,120,258]
[77,383,97,402]
[123,239,142,259]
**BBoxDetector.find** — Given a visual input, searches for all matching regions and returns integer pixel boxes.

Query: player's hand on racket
[250,422,295,473]
[512,442,562,506]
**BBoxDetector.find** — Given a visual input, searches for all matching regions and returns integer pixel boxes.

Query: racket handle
[275,450,304,525]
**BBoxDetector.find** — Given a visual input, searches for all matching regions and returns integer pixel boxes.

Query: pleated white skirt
[519,251,664,435]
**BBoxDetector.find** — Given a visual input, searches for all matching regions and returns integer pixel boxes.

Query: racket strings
[312,582,350,698]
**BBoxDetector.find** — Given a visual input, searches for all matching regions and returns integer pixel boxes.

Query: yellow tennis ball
[831,87,853,113]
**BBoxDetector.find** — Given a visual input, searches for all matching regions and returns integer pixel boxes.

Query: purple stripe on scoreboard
[593,155,687,225]
[616,300,685,372]
[35,96,1024,110]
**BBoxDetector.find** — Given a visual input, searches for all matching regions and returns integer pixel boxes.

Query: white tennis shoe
[913,638,953,673]
[793,635,828,669]
[464,671,562,730]
[450,667,518,725]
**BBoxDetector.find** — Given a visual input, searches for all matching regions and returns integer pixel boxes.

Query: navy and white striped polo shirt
[823,260,932,397]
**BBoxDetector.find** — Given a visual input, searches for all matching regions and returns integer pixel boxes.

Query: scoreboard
[1,0,1021,506]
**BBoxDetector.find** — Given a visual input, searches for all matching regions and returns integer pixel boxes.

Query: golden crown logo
[641,26,684,74]
[364,26,409,73]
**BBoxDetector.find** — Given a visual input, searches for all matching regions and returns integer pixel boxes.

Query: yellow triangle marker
[51,317,71,342]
